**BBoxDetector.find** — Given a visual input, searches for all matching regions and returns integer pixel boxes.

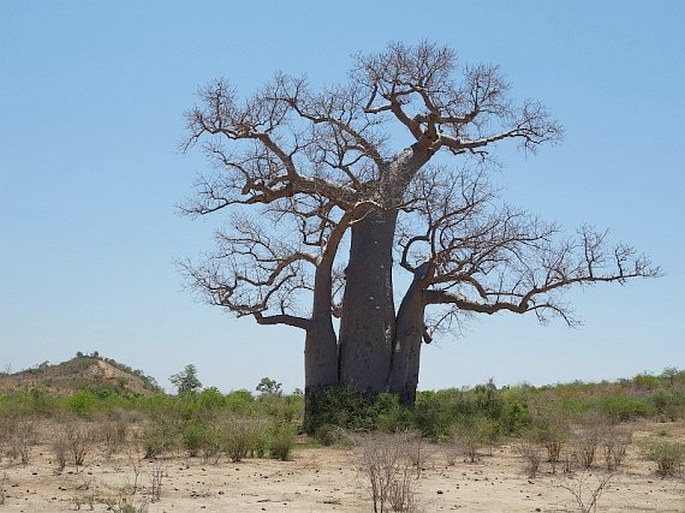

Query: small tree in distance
[256,377,283,396]
[170,364,202,394]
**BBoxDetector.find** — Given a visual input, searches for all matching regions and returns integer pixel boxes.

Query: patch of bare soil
[1,421,683,512]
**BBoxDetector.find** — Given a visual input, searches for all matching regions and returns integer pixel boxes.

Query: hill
[0,353,162,397]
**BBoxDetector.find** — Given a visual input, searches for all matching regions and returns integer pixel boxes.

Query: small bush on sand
[7,421,38,464]
[354,432,421,513]
[0,472,6,505]
[268,421,296,461]
[450,415,500,463]
[573,427,602,469]
[142,421,181,459]
[518,441,544,478]
[528,410,570,473]
[558,471,614,513]
[643,440,684,476]
[602,425,632,471]
[220,416,270,463]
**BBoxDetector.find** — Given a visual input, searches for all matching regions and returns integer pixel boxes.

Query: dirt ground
[1,421,683,513]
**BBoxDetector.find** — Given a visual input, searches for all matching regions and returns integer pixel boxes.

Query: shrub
[220,416,270,462]
[64,390,98,417]
[518,441,543,478]
[558,471,613,513]
[268,422,296,461]
[411,391,454,440]
[142,420,181,459]
[643,440,685,476]
[526,409,570,473]
[65,423,93,471]
[181,420,209,457]
[304,386,401,435]
[501,397,532,435]
[6,420,38,464]
[450,415,500,463]
[600,395,653,422]
[354,432,420,513]
[573,427,601,469]
[314,423,347,446]
[196,388,226,412]
[602,425,632,471]
[95,408,135,454]
[52,431,69,471]
[651,391,685,421]
[224,390,255,414]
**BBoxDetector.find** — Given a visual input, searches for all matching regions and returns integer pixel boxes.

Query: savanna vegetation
[1,356,684,512]
[1,356,683,474]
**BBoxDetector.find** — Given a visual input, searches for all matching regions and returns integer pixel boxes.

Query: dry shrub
[0,416,17,460]
[7,421,38,464]
[149,462,164,502]
[602,425,632,471]
[52,431,69,471]
[220,416,270,463]
[95,408,135,455]
[450,415,499,464]
[573,427,601,469]
[444,442,459,467]
[0,472,6,505]
[518,441,544,478]
[60,422,96,471]
[69,425,89,470]
[354,432,421,513]
[530,410,570,473]
[558,471,613,513]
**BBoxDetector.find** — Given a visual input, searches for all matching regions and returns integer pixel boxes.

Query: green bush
[304,386,401,434]
[412,391,455,440]
[314,423,347,446]
[197,387,226,411]
[600,395,653,422]
[64,390,98,417]
[220,416,270,462]
[181,420,210,457]
[651,391,685,421]
[644,440,685,476]
[525,408,570,469]
[450,414,500,463]
[268,422,296,461]
[256,393,303,424]
[143,421,181,459]
[500,397,532,435]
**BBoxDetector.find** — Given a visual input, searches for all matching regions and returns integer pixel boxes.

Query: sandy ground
[1,421,683,512]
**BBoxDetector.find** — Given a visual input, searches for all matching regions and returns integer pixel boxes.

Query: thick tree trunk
[338,209,397,393]
[304,250,341,427]
[387,275,426,405]
[304,318,339,390]
[303,317,339,429]
[336,144,433,396]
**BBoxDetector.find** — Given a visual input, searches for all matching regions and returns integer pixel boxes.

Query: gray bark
[387,273,426,405]
[338,209,397,393]
[337,143,433,395]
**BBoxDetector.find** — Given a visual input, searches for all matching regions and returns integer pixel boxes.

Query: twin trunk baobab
[180,42,659,420]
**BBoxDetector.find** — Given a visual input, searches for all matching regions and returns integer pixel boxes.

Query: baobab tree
[180,42,659,422]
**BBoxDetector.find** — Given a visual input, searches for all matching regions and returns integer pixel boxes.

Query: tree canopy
[180,42,659,420]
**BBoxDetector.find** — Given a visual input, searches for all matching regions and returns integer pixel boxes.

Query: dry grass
[354,432,422,513]
[557,471,614,513]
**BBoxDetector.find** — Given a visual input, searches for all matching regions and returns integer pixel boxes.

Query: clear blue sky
[1,1,683,393]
